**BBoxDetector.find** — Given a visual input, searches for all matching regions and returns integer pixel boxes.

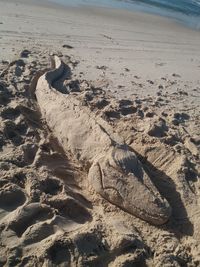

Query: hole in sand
[119,106,137,116]
[22,143,38,165]
[12,172,26,188]
[1,191,25,210]
[104,110,120,120]
[0,82,11,106]
[41,178,63,196]
[74,233,108,257]
[59,198,92,224]
[94,99,110,109]
[3,121,24,146]
[119,99,133,106]
[47,240,71,265]
[1,107,20,120]
[0,185,26,212]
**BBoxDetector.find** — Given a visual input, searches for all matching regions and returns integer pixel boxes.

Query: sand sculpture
[35,56,171,225]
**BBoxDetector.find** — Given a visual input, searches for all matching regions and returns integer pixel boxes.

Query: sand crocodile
[35,56,171,225]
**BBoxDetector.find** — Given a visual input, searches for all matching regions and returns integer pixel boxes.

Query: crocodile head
[89,146,171,225]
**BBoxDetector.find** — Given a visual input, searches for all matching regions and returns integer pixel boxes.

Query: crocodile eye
[88,162,103,194]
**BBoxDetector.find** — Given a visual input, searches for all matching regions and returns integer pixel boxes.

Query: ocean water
[48,0,200,29]
[119,0,200,29]
[122,0,200,16]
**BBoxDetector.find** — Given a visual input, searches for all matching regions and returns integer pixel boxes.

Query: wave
[118,0,200,16]
[113,0,200,29]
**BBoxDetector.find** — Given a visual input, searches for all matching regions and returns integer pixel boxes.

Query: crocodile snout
[89,146,171,225]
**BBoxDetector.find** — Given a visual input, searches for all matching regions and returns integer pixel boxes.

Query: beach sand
[0,0,200,266]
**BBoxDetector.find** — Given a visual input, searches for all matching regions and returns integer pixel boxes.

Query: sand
[0,0,200,266]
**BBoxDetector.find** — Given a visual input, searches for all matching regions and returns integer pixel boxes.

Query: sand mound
[0,52,199,266]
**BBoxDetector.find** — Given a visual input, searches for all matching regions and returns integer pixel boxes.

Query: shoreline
[2,0,200,31]
[46,0,200,30]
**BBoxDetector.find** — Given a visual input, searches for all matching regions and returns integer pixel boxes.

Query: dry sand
[0,0,200,266]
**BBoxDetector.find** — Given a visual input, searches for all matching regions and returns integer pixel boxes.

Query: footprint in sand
[0,183,27,220]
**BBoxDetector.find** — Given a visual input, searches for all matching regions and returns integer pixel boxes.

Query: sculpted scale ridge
[35,56,171,225]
